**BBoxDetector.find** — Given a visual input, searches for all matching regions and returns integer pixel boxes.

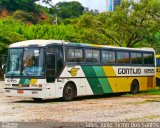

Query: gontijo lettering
[118,68,155,75]
[118,68,141,74]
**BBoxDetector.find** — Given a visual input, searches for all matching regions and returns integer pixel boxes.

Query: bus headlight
[38,84,42,88]
[5,84,11,87]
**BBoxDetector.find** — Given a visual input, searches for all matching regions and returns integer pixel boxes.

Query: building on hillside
[106,0,122,11]
[106,0,139,11]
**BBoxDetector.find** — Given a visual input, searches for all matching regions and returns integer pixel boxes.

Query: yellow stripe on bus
[102,66,155,93]
[90,44,102,48]
[30,79,37,85]
[102,66,116,76]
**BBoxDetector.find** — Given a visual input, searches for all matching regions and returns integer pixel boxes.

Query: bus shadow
[12,93,125,104]
[12,98,62,104]
[73,93,125,101]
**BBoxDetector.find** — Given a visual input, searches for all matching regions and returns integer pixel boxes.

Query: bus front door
[45,54,57,98]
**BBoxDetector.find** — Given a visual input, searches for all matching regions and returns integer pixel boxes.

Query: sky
[38,0,107,12]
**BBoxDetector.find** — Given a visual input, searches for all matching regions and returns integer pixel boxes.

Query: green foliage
[12,10,35,23]
[0,0,160,55]
[21,23,77,41]
[49,1,84,18]
[72,0,160,47]
[100,0,160,47]
[0,0,53,24]
[0,0,39,12]
[140,89,160,95]
[0,18,25,54]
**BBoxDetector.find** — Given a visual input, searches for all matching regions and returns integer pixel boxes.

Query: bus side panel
[156,67,160,86]
[57,66,94,97]
[81,66,113,95]
[55,78,92,98]
[104,76,155,93]
[59,65,156,97]
[102,66,155,93]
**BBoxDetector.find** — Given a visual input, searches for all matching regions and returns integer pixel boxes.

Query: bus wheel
[130,80,139,94]
[63,82,76,101]
[32,98,42,102]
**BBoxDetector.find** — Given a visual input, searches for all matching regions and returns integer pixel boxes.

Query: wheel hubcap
[66,87,72,96]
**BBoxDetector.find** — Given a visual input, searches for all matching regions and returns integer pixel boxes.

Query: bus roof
[9,40,66,48]
[9,40,155,52]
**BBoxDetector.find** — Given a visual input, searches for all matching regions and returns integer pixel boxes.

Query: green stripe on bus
[24,79,30,85]
[19,78,26,84]
[93,66,112,93]
[81,66,104,95]
[19,78,30,85]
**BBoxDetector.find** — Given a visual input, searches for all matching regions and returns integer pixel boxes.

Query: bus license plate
[17,90,24,94]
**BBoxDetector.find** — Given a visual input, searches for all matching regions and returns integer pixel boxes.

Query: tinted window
[143,53,154,64]
[93,50,100,63]
[117,51,129,64]
[66,48,75,62]
[102,50,115,64]
[131,52,142,64]
[85,49,100,63]
[75,49,83,62]
[66,48,83,62]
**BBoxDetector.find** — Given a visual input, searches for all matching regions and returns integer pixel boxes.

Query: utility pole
[52,14,58,25]
[55,14,57,25]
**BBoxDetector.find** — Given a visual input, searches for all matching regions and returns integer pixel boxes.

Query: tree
[97,0,160,47]
[73,13,108,44]
[0,0,51,12]
[0,18,25,55]
[0,0,38,12]
[49,1,84,18]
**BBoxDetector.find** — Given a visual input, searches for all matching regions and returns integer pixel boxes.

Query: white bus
[4,40,156,101]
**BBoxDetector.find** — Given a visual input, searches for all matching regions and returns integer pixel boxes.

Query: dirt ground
[1,81,160,123]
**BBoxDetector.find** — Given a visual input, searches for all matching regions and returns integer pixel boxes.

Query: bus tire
[63,82,76,101]
[130,80,139,94]
[32,98,42,102]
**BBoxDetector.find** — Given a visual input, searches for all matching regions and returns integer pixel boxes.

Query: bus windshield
[6,48,45,77]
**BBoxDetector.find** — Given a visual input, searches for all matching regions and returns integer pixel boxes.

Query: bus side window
[66,48,75,62]
[116,51,130,64]
[85,49,100,63]
[101,50,115,64]
[66,48,83,63]
[143,53,154,65]
[131,52,142,65]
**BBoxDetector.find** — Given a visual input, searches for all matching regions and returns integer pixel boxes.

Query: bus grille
[12,84,29,87]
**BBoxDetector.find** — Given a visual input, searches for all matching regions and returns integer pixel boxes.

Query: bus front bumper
[4,87,45,98]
